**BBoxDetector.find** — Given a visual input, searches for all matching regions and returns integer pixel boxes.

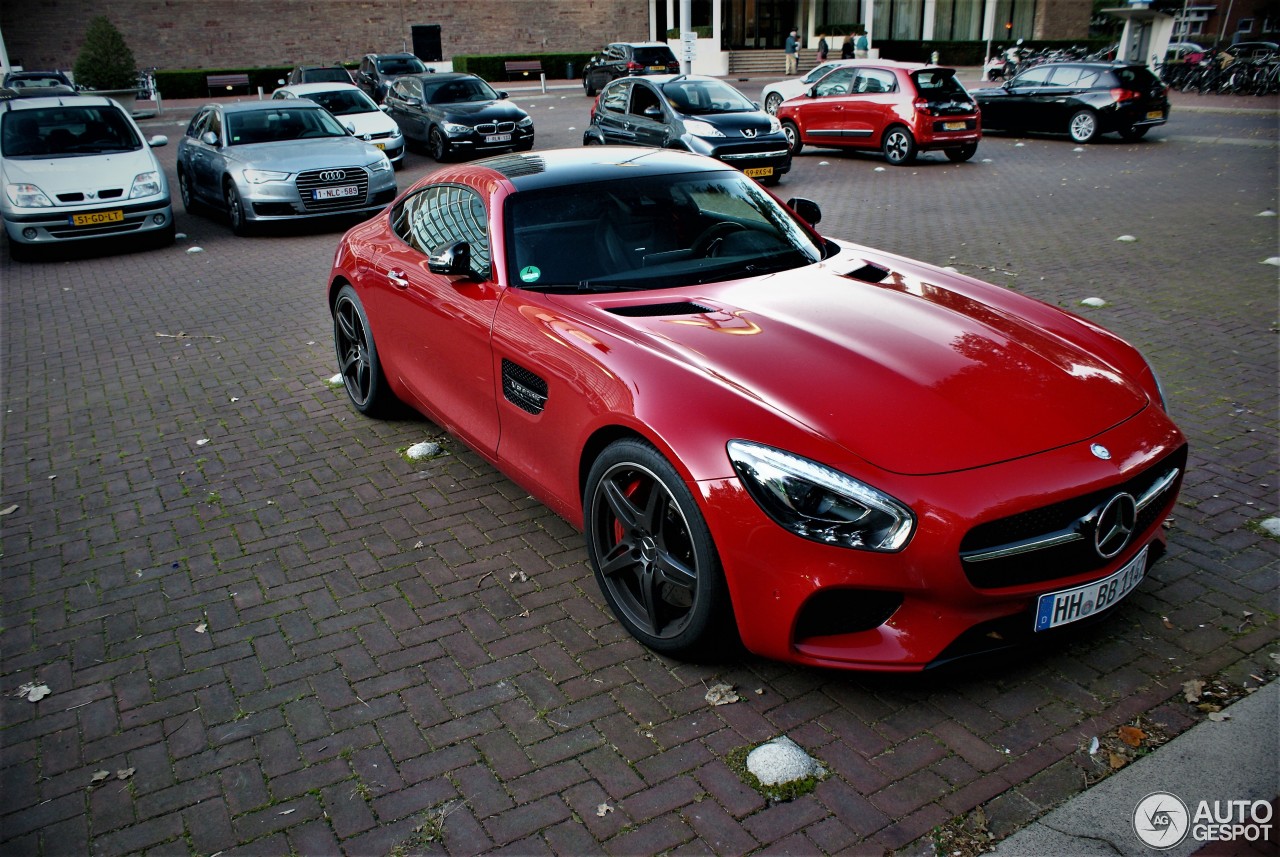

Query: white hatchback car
[272,82,405,167]
[1,94,174,261]
[761,59,862,114]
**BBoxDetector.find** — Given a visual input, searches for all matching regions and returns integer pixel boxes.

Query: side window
[1012,66,1053,87]
[858,69,897,93]
[605,45,624,62]
[600,81,631,114]
[815,67,855,96]
[392,185,491,277]
[1075,69,1102,88]
[207,110,222,142]
[628,83,662,118]
[186,108,211,139]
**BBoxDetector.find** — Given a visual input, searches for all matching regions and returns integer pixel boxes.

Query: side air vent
[608,302,714,318]
[844,262,891,283]
[502,358,548,415]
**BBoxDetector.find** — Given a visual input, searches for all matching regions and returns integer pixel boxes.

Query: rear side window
[912,69,966,98]
[1113,67,1158,88]
[601,81,631,114]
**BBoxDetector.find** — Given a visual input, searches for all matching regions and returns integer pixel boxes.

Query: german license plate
[743,166,773,178]
[314,185,358,200]
[70,210,123,226]
[943,121,967,131]
[1034,546,1147,631]
[1146,110,1164,120]
[485,133,512,143]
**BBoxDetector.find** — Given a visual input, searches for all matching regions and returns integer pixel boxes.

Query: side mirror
[806,86,817,98]
[148,134,169,148]
[643,105,662,119]
[380,104,391,113]
[497,90,509,99]
[786,197,822,227]
[200,131,219,146]
[428,241,473,277]
[277,78,285,86]
[344,121,357,135]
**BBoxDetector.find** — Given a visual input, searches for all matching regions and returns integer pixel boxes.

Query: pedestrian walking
[784,29,799,75]
[854,27,869,59]
[816,33,829,62]
[840,33,854,59]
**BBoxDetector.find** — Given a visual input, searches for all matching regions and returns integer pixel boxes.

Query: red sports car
[327,147,1185,671]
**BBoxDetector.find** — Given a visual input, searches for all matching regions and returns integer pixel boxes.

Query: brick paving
[1,81,1277,855]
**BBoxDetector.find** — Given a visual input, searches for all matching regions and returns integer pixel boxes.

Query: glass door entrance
[724,0,800,49]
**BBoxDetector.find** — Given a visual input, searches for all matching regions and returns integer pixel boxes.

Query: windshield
[660,79,756,115]
[633,47,676,65]
[0,105,141,157]
[303,68,351,83]
[505,170,822,292]
[225,106,347,144]
[303,88,379,116]
[377,56,427,75]
[425,77,499,104]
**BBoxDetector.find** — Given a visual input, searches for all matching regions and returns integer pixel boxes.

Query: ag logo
[1133,791,1189,849]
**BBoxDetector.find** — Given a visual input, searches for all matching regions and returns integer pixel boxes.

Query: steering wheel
[691,222,747,257]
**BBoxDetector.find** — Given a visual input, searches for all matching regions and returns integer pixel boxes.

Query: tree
[73,17,137,91]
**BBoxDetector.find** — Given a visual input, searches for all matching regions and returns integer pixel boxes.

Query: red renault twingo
[777,61,981,165]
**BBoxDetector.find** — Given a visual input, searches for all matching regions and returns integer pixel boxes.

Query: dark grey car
[383,73,534,162]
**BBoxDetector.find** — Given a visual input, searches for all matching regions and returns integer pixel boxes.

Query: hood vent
[608,301,713,318]
[844,262,892,283]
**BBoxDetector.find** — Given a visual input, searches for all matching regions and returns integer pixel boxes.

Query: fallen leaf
[1197,702,1222,713]
[704,683,740,706]
[0,504,18,516]
[1088,736,1100,755]
[1118,725,1145,747]
[194,623,207,634]
[1182,679,1206,703]
[90,770,110,784]
[596,803,614,817]
[413,540,424,549]
[1109,751,1126,770]
[279,808,296,815]
[116,768,135,780]
[1162,616,1175,630]
[1208,712,1230,722]
[509,571,528,582]
[15,682,50,702]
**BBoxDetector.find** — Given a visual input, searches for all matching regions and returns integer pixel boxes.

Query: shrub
[73,16,137,90]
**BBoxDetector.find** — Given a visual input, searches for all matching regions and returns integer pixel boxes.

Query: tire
[583,438,735,660]
[428,127,450,162]
[224,181,251,236]
[1068,109,1099,144]
[945,142,978,162]
[1118,125,1149,142]
[150,220,177,250]
[332,284,397,417]
[882,125,916,165]
[7,238,36,263]
[177,168,202,216]
[584,75,598,97]
[782,121,803,155]
[764,92,783,115]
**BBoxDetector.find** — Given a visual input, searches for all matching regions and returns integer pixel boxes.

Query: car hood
[439,101,528,122]
[219,136,385,169]
[2,148,165,202]
[338,111,400,138]
[682,111,776,136]
[579,254,1150,476]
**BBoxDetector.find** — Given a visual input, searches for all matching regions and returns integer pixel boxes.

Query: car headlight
[727,440,915,551]
[5,183,53,208]
[442,122,471,137]
[129,171,162,199]
[389,126,403,138]
[767,116,781,134]
[369,152,393,172]
[683,119,726,138]
[517,115,534,128]
[242,169,290,184]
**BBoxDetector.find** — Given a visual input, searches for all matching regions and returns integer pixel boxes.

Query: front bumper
[239,166,397,222]
[693,138,792,179]
[3,197,173,245]
[446,126,535,157]
[698,408,1185,671]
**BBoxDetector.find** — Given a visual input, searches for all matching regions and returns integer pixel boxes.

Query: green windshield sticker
[519,266,541,283]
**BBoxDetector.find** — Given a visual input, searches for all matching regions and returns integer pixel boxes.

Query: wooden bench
[503,60,542,80]
[206,73,251,95]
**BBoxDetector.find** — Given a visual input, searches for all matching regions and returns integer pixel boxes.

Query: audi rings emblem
[1093,493,1137,559]
[319,169,347,182]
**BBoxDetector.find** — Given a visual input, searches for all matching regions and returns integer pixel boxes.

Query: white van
[1,94,173,261]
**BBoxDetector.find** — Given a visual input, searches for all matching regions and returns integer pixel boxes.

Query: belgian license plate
[314,185,358,200]
[743,166,773,178]
[485,133,512,143]
[71,210,123,226]
[943,121,967,131]
[1146,110,1164,120]
[1034,546,1147,631]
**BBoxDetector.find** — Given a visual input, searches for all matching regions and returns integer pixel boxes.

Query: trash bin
[566,62,575,80]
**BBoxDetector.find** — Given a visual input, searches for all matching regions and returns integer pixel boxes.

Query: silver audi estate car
[175,100,396,235]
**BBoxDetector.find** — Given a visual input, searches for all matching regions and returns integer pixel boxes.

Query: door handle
[387,269,409,289]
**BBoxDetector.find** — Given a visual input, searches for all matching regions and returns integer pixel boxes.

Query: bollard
[930,51,939,66]
[540,72,547,93]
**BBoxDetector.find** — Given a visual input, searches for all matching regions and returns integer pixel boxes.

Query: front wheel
[945,142,978,162]
[882,126,916,165]
[224,181,251,236]
[332,285,397,417]
[764,92,783,115]
[428,127,450,162]
[782,121,803,155]
[583,439,735,660]
[1068,109,1099,144]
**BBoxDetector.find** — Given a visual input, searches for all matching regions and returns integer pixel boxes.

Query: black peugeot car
[583,75,791,185]
[383,72,534,162]
[974,62,1169,143]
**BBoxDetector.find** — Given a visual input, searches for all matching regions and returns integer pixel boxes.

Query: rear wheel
[584,74,598,97]
[1068,109,1099,144]
[782,121,803,155]
[945,142,978,162]
[1118,124,1150,141]
[764,92,784,114]
[882,125,916,165]
[584,438,735,660]
[177,168,202,215]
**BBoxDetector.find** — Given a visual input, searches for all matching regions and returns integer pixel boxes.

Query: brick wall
[1,0,650,71]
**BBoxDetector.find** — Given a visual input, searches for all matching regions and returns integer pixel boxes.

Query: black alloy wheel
[428,127,450,162]
[583,439,733,659]
[332,285,396,417]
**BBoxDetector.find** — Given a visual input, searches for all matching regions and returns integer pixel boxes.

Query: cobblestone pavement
[1,81,1277,856]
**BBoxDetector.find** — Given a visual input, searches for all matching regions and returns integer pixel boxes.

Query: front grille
[959,444,1187,589]
[57,189,124,203]
[295,166,371,213]
[475,121,516,135]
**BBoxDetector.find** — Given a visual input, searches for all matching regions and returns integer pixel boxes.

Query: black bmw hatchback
[974,62,1169,143]
[384,73,534,162]
[583,75,791,185]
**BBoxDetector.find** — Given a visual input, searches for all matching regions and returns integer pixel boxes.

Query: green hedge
[156,66,292,99]
[451,52,597,81]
